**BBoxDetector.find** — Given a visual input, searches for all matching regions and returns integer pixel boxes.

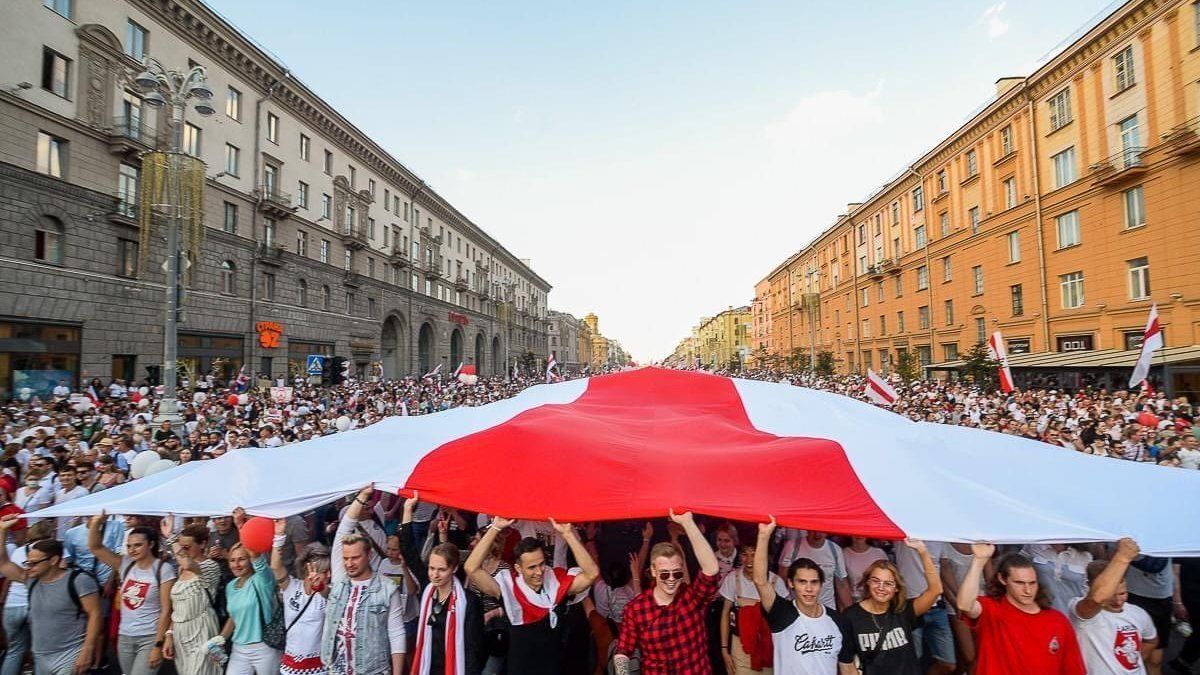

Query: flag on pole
[512,360,519,380]
[422,363,443,380]
[545,354,558,383]
[1129,303,1163,389]
[234,365,250,393]
[987,331,1015,394]
[452,362,464,378]
[864,369,898,406]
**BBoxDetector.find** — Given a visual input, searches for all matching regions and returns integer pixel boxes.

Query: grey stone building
[547,310,584,372]
[0,0,551,399]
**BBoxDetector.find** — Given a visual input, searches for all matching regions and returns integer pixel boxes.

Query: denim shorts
[913,605,956,665]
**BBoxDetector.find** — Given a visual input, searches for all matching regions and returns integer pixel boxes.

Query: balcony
[867,259,893,279]
[341,226,367,250]
[109,192,138,226]
[257,186,296,218]
[107,116,158,156]
[1162,116,1200,157]
[454,275,469,291]
[255,242,285,267]
[1089,147,1147,187]
[342,271,364,288]
[421,256,444,279]
[389,243,408,267]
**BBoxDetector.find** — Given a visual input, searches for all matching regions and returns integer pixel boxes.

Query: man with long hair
[957,544,1085,675]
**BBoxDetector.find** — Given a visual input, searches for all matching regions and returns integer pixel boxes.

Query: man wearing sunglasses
[0,514,102,675]
[614,509,721,675]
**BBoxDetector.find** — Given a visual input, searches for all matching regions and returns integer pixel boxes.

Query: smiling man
[614,509,720,675]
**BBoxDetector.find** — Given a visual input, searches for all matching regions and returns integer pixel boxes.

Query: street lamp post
[134,58,215,422]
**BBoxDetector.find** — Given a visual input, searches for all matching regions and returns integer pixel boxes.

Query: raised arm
[752,516,779,613]
[670,509,718,576]
[1075,538,1139,620]
[87,511,123,574]
[906,539,944,616]
[956,542,994,619]
[0,516,28,583]
[550,518,600,595]
[331,486,372,585]
[269,518,289,587]
[463,516,508,599]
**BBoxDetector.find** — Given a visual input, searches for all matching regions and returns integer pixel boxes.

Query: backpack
[202,558,232,626]
[29,565,99,619]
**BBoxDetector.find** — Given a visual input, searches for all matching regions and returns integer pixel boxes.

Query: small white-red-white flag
[423,363,443,379]
[864,369,898,406]
[545,354,559,383]
[987,331,1015,394]
[1129,303,1163,389]
[86,385,101,407]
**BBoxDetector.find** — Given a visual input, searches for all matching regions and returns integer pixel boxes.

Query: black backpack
[29,564,100,619]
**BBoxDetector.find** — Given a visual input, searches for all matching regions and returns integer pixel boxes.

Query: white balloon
[145,458,177,476]
[237,393,249,405]
[192,392,207,404]
[73,401,94,414]
[129,451,161,479]
[137,398,150,409]
[138,386,149,396]
[335,415,351,432]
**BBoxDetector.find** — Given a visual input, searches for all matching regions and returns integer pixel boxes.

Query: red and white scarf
[411,578,466,675]
[495,566,579,628]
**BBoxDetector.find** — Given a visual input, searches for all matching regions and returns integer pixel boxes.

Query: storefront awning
[928,345,1200,371]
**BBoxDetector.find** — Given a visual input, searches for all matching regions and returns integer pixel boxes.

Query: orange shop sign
[256,321,283,349]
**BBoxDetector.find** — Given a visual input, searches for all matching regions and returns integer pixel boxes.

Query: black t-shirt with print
[842,602,921,675]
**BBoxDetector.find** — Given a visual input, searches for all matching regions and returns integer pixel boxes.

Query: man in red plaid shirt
[614,509,720,675]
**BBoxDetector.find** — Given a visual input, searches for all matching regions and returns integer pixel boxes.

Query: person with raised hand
[1069,538,1158,675]
[614,509,721,675]
[465,515,599,674]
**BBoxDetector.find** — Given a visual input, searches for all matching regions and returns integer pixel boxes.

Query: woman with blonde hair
[842,540,942,675]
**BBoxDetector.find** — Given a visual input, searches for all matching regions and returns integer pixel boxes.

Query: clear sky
[204,0,1118,361]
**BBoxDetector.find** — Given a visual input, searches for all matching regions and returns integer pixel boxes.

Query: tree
[520,351,538,375]
[895,351,921,382]
[959,342,999,388]
[816,350,835,376]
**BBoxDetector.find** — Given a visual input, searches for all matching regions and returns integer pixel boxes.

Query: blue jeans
[2,606,30,675]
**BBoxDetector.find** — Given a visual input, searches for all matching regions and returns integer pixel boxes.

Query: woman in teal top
[220,542,282,675]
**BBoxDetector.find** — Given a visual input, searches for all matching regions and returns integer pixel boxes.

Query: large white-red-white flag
[1129,303,1163,389]
[864,369,898,406]
[987,331,1015,393]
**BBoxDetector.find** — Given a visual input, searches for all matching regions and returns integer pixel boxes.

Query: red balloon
[227,394,240,407]
[130,392,141,403]
[239,517,274,555]
[1137,411,1160,428]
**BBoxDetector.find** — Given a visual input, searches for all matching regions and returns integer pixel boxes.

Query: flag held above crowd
[36,368,1200,555]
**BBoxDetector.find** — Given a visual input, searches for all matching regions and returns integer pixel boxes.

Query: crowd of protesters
[0,367,1196,675]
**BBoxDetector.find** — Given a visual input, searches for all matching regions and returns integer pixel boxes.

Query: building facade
[547,310,585,372]
[0,0,551,398]
[756,0,1200,394]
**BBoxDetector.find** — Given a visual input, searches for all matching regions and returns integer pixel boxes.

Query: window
[367,257,376,278]
[1123,186,1145,228]
[319,239,330,264]
[876,281,884,302]
[936,170,947,194]
[1000,125,1013,155]
[1118,115,1141,166]
[916,265,929,290]
[1052,147,1076,188]
[348,166,356,188]
[263,164,278,196]
[880,315,887,335]
[1003,177,1017,209]
[262,273,276,301]
[862,319,871,338]
[367,217,376,240]
[975,318,987,345]
[224,144,239,176]
[944,300,955,325]
[298,279,308,306]
[368,179,376,198]
[1060,271,1085,308]
[226,87,241,121]
[222,202,237,234]
[182,123,201,157]
[411,273,419,292]
[857,224,866,244]
[41,48,71,98]
[321,194,331,219]
[972,265,984,295]
[1007,230,1020,262]
[860,288,869,308]
[34,216,63,263]
[323,150,333,175]
[943,343,959,361]
[912,186,924,212]
[266,112,278,143]
[1113,45,1136,92]
[1048,88,1072,130]
[918,306,931,330]
[942,256,952,282]
[891,202,899,225]
[368,298,377,319]
[1011,284,1024,316]
[1056,210,1081,248]
[36,132,65,178]
[125,20,148,61]
[895,275,903,297]
[297,181,308,209]
[939,212,950,237]
[296,230,308,257]
[299,134,310,161]
[43,0,71,18]
[263,218,276,248]
[322,285,331,310]
[117,163,138,217]
[345,206,356,234]
[220,261,236,294]
[897,311,905,332]
[965,149,978,177]
[968,207,981,234]
[1127,257,1150,300]
[117,239,138,277]
[914,225,926,249]
[344,249,353,271]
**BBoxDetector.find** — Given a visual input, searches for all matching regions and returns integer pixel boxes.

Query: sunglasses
[656,570,685,582]
[23,557,50,568]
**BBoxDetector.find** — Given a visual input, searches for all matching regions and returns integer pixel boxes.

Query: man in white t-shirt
[50,466,88,540]
[778,530,850,610]
[755,517,856,674]
[1069,538,1157,675]
[1177,434,1200,470]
